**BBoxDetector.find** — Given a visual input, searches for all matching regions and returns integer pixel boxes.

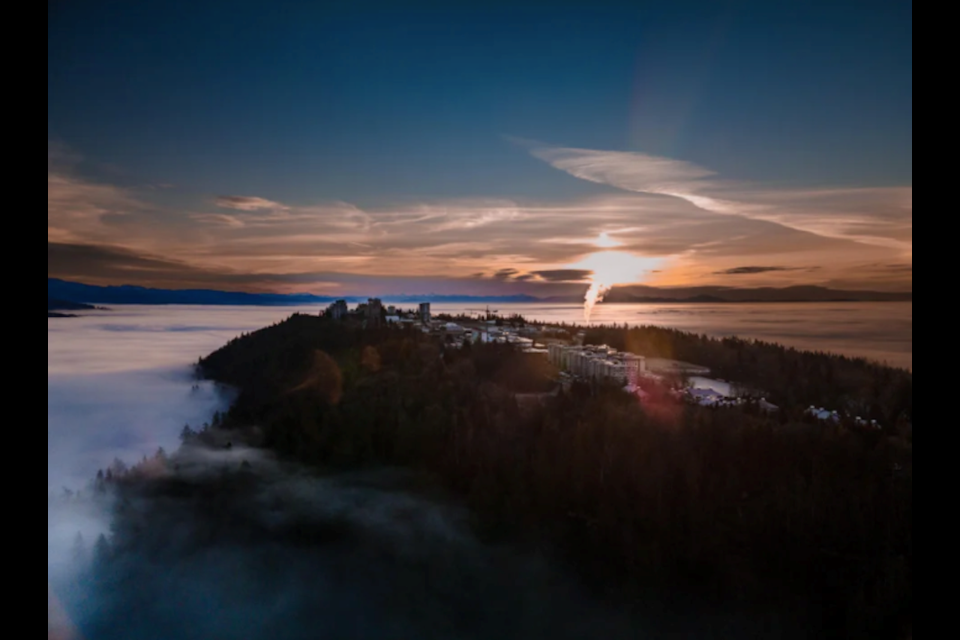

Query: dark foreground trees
[187,314,914,638]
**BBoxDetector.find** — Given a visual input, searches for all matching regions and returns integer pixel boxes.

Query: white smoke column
[583,282,612,321]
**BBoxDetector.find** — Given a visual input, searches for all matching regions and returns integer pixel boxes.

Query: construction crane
[466,305,499,320]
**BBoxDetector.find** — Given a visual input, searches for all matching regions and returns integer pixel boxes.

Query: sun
[570,251,662,288]
[594,232,621,248]
[566,250,665,320]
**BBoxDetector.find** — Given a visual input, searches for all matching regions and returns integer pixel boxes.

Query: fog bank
[52,444,799,640]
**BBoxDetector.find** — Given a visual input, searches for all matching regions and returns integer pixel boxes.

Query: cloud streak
[215,195,290,211]
[526,143,913,253]
[714,266,801,275]
[531,269,594,282]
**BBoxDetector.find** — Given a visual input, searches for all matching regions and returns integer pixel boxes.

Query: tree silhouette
[93,533,110,567]
[183,311,911,636]
[72,532,87,565]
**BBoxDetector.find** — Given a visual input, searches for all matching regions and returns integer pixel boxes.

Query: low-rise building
[444,322,464,334]
[326,299,348,320]
[548,344,646,386]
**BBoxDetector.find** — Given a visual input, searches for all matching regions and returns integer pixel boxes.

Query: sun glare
[567,250,664,320]
[594,232,621,248]
[571,250,662,288]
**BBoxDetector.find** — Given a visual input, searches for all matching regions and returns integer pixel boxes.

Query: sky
[48,0,912,297]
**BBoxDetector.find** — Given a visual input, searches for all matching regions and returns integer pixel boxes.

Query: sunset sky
[48,0,912,297]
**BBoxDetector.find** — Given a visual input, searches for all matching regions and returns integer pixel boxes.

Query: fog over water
[48,301,911,492]
[47,306,651,638]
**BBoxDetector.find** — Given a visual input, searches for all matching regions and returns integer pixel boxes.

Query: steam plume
[583,282,612,321]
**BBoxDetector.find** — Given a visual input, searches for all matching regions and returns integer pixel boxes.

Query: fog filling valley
[49,305,897,638]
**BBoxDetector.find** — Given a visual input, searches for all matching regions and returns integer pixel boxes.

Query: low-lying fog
[48,305,857,638]
[52,444,798,639]
[48,305,321,493]
[54,446,644,639]
[49,307,314,597]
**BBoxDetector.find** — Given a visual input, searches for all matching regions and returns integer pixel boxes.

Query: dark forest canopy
[578,324,912,425]
[185,313,913,638]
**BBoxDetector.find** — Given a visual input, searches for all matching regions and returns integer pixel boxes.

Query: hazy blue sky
[48,0,912,295]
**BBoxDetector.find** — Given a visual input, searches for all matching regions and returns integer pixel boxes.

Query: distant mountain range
[48,278,912,307]
[47,279,543,306]
[603,285,912,303]
[49,279,335,306]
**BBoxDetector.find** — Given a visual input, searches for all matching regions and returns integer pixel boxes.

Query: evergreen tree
[72,532,87,565]
[109,458,127,476]
[93,533,110,567]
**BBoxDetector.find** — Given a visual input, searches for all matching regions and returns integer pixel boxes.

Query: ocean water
[433,301,912,371]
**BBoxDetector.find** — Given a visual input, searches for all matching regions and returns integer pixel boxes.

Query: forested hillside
[191,313,912,638]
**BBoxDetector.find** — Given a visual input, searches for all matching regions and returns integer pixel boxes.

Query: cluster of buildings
[806,406,841,423]
[683,376,737,407]
[322,304,795,415]
[681,375,778,411]
[317,304,869,426]
[323,299,431,327]
[685,387,744,407]
[545,344,781,411]
[547,344,645,387]
[439,321,544,351]
[805,405,880,429]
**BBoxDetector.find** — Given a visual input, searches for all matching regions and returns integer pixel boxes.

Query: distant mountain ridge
[47,279,543,306]
[48,279,335,306]
[48,278,912,306]
[603,285,912,303]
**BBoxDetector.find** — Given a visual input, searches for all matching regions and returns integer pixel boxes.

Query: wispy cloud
[215,195,289,211]
[492,268,520,281]
[531,269,594,282]
[525,142,913,252]
[884,263,913,272]
[47,141,149,245]
[715,266,801,275]
[189,213,248,228]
